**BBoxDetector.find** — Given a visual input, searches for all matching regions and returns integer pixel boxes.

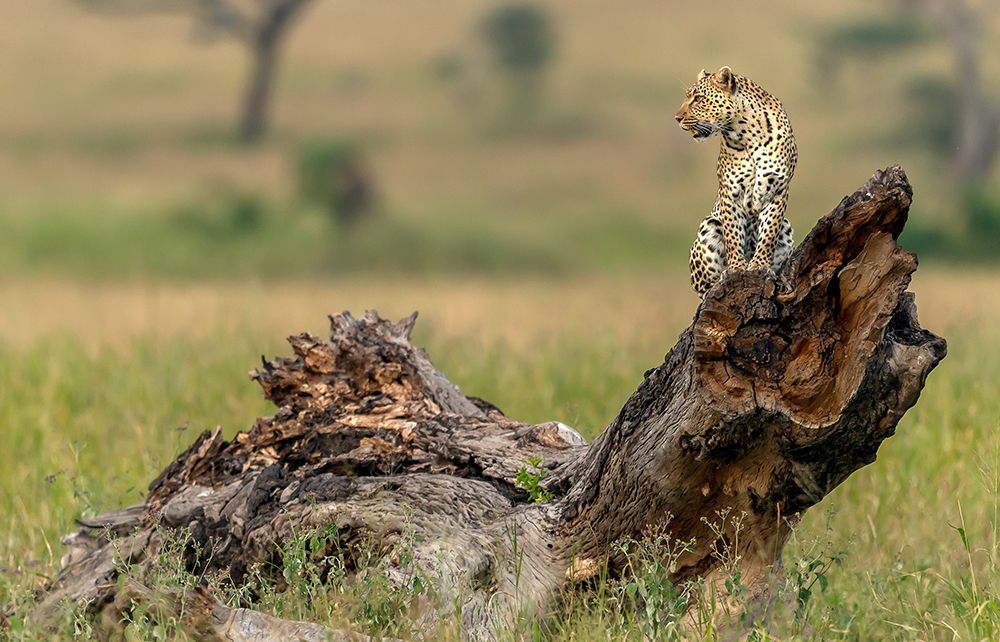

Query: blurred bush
[296,139,375,230]
[479,3,556,118]
[816,15,930,78]
[226,191,265,234]
[901,75,956,155]
[429,52,467,82]
[963,185,1000,250]
[901,186,1000,261]
[173,188,265,239]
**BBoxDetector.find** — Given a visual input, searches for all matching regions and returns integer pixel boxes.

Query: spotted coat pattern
[675,66,797,297]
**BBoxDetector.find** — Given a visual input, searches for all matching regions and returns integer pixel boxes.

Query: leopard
[675,66,797,297]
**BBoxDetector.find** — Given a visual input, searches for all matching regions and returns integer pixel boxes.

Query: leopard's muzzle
[678,119,714,140]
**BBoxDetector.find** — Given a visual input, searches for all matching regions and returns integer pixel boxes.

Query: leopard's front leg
[717,192,748,272]
[747,193,788,271]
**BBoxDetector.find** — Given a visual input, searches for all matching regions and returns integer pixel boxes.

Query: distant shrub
[963,185,1000,244]
[816,15,931,75]
[296,139,375,229]
[898,221,957,258]
[172,188,265,239]
[900,189,1000,262]
[814,14,931,94]
[903,75,957,155]
[224,190,265,233]
[480,4,554,75]
[429,52,466,82]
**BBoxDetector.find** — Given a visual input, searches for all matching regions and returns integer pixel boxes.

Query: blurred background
[4,1,1000,636]
[2,0,998,286]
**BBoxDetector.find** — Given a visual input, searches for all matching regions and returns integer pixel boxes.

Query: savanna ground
[2,0,1000,639]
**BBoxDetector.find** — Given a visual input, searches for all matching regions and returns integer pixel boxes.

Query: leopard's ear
[714,66,736,94]
[698,68,711,81]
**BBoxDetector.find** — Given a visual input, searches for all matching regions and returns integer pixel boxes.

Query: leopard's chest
[718,141,790,215]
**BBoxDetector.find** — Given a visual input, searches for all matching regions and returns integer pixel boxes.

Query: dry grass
[1,265,995,350]
[0,272,693,349]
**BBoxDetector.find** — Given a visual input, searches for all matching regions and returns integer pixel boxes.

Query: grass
[0,196,687,279]
[2,271,1000,639]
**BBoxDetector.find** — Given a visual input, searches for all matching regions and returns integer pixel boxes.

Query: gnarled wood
[31,166,945,640]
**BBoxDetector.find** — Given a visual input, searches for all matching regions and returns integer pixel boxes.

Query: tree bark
[30,167,946,640]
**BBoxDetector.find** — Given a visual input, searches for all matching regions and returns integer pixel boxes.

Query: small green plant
[111,526,202,639]
[683,509,756,631]
[257,523,428,638]
[515,456,553,503]
[348,526,429,638]
[612,524,692,640]
[786,550,842,622]
[277,524,347,605]
[296,138,375,230]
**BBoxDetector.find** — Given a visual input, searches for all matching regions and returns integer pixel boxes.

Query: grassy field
[2,270,1000,639]
[2,0,1000,638]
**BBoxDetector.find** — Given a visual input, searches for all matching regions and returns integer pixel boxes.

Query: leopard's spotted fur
[675,66,796,297]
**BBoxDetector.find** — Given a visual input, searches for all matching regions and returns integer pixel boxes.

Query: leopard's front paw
[746,257,773,272]
[727,258,748,272]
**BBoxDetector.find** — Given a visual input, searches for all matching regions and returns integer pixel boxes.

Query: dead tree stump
[31,166,946,640]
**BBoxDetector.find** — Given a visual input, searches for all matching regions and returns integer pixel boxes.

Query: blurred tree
[904,0,999,185]
[818,1,998,185]
[76,0,314,143]
[479,3,556,117]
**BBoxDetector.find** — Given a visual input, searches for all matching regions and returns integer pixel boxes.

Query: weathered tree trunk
[31,167,945,640]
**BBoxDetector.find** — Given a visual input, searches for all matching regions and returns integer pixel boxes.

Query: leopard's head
[675,66,739,141]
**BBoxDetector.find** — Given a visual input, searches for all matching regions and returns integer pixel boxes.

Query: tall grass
[1,274,999,639]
